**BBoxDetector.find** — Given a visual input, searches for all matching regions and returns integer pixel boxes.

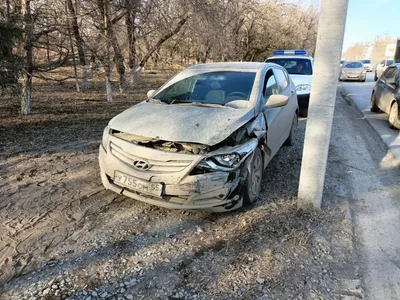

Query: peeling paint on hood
[109,101,255,146]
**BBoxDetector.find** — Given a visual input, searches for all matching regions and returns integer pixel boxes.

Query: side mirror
[266,95,289,108]
[147,89,156,98]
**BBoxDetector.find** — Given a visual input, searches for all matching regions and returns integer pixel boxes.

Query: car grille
[110,142,192,173]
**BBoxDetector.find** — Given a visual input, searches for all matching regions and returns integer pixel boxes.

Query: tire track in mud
[0,148,117,285]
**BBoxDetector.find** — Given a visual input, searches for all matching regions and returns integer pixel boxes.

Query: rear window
[266,58,313,75]
[361,60,371,63]
[343,62,363,68]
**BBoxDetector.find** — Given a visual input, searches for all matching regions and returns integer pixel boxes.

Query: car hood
[109,101,255,146]
[289,74,312,87]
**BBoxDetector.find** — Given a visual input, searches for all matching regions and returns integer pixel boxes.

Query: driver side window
[263,70,280,101]
[383,67,396,83]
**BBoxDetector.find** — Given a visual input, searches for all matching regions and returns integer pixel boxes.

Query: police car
[265,50,313,116]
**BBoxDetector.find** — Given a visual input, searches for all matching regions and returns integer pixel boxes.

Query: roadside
[339,73,400,163]
[326,89,400,299]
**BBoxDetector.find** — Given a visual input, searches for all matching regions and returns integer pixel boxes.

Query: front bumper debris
[99,134,258,211]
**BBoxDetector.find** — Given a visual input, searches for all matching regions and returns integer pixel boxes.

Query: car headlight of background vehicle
[102,125,110,151]
[341,70,346,74]
[362,70,366,74]
[296,84,311,93]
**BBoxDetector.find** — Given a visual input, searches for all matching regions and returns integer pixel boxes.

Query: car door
[273,68,296,143]
[379,67,399,113]
[262,68,293,156]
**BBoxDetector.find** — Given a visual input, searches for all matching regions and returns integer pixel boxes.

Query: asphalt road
[337,72,400,299]
[339,72,400,161]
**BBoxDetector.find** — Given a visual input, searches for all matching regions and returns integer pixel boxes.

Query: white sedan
[99,62,298,212]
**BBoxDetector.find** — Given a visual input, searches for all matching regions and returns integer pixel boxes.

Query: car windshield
[150,71,256,106]
[388,60,394,65]
[343,62,363,68]
[361,60,371,63]
[266,58,312,75]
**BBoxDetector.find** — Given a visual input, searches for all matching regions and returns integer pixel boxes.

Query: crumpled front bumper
[98,136,255,211]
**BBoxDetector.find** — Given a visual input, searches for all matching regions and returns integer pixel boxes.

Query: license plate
[114,171,162,196]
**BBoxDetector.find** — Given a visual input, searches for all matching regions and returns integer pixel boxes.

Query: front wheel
[389,102,400,129]
[299,108,308,117]
[243,148,263,205]
[370,92,379,112]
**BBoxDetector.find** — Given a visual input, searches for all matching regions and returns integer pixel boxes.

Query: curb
[337,84,400,167]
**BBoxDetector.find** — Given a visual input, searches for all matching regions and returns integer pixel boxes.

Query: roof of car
[266,55,313,60]
[187,62,267,72]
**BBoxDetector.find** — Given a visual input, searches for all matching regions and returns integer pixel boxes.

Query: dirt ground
[1,71,363,300]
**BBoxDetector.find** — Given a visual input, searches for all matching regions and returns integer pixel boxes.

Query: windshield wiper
[173,101,226,108]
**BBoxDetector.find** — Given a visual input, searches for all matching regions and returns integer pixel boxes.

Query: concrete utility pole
[298,0,349,208]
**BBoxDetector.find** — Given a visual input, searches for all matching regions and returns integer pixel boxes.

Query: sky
[294,0,400,51]
[342,0,400,50]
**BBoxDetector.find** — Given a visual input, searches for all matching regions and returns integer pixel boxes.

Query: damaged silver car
[99,62,298,212]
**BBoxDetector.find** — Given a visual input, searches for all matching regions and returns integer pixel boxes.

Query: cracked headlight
[296,84,311,93]
[102,125,110,151]
[192,139,258,173]
[214,154,241,167]
[197,153,242,171]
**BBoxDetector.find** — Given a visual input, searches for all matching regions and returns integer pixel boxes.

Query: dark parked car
[370,63,400,129]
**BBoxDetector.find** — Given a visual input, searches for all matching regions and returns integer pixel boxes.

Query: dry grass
[0,68,175,157]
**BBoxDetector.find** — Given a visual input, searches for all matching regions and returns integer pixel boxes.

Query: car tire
[299,108,308,117]
[370,92,379,112]
[388,102,400,130]
[284,114,297,146]
[243,147,263,205]
[361,78,366,82]
[374,72,378,81]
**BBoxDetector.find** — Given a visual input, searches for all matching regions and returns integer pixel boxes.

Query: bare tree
[66,0,88,89]
[20,0,33,115]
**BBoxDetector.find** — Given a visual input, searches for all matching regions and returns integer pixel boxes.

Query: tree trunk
[21,0,33,115]
[125,0,138,86]
[6,0,10,18]
[65,0,80,92]
[100,0,113,103]
[105,70,113,103]
[66,0,88,89]
[90,53,96,76]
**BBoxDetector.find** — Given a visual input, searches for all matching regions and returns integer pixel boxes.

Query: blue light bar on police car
[273,50,307,56]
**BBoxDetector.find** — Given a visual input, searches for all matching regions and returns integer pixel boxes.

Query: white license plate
[114,171,162,197]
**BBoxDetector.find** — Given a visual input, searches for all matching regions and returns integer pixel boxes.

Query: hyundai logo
[132,160,151,171]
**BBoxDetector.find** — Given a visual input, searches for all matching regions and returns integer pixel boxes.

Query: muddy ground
[1,71,362,300]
